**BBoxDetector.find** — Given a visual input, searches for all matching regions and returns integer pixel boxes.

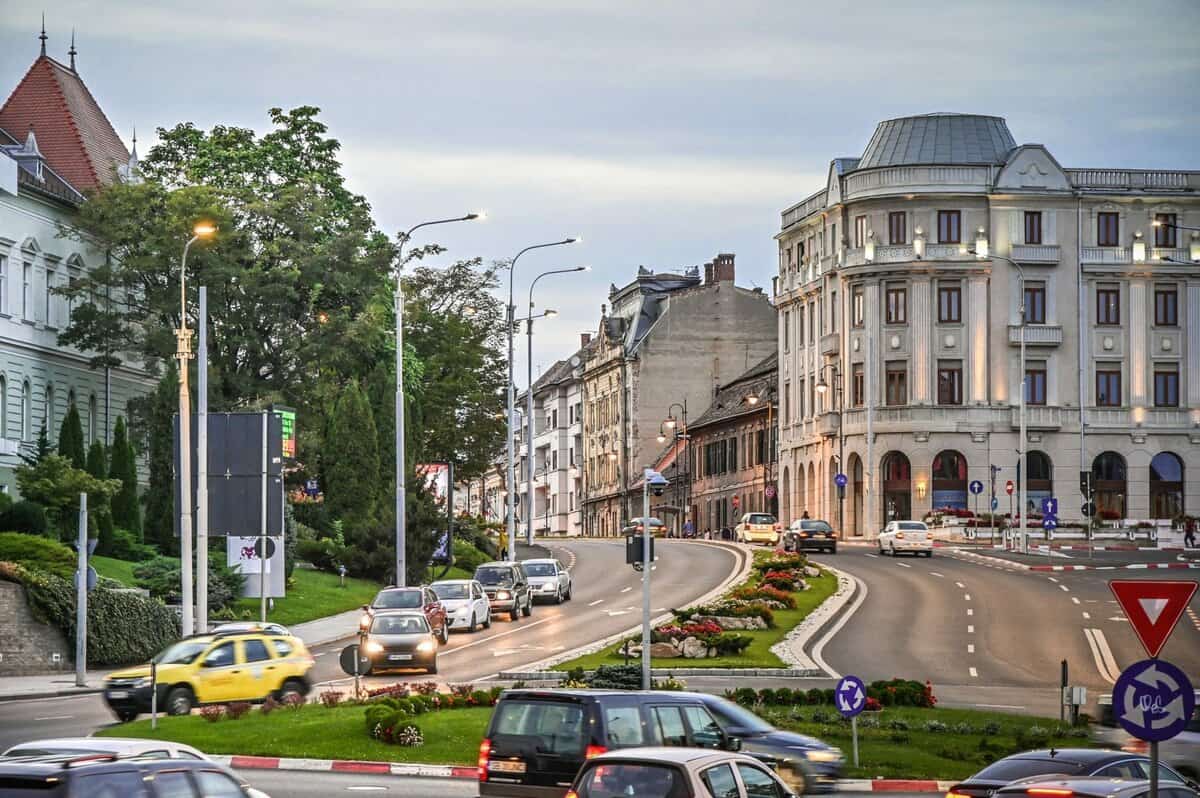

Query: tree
[132,365,180,554]
[323,380,379,528]
[19,425,52,467]
[15,454,120,541]
[86,441,116,554]
[57,404,86,470]
[109,417,142,540]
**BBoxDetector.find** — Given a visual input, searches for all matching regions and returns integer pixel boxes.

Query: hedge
[0,532,77,580]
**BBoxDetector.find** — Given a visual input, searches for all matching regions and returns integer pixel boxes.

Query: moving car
[3,738,207,760]
[209,621,290,637]
[945,749,1193,798]
[102,630,313,721]
[360,610,439,675]
[622,517,666,537]
[877,520,933,557]
[475,561,533,621]
[783,519,837,554]
[566,747,800,798]
[523,558,572,603]
[1095,691,1200,781]
[996,778,1199,798]
[430,579,492,632]
[734,513,781,545]
[360,585,449,644]
[0,751,270,797]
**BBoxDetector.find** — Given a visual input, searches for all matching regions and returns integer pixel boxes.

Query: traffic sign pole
[836,674,866,766]
[75,493,87,688]
[851,715,859,767]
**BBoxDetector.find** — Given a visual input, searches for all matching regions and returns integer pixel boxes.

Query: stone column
[1129,280,1146,406]
[912,277,932,403]
[969,276,989,404]
[1188,282,1200,408]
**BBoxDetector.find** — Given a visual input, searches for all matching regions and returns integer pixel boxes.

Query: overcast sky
[3,1,1198,385]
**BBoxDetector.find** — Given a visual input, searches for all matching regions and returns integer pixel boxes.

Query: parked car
[622,517,666,537]
[359,585,449,644]
[1095,691,1200,781]
[102,630,313,722]
[430,579,492,632]
[475,561,533,621]
[360,610,439,674]
[565,747,800,798]
[945,749,1194,798]
[3,738,207,760]
[0,751,270,797]
[523,558,572,603]
[734,513,781,545]
[878,520,933,557]
[783,519,838,554]
[478,688,838,797]
[209,621,290,637]
[995,778,1198,798]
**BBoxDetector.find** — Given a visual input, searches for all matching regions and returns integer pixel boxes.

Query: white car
[430,579,492,632]
[568,747,799,798]
[878,520,933,557]
[2,737,208,760]
[522,557,572,603]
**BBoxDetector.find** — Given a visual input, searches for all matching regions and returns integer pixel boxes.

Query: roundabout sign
[1112,658,1194,743]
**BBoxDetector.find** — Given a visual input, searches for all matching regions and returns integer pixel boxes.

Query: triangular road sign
[1109,580,1197,658]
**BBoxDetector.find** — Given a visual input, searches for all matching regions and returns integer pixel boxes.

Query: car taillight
[478,738,491,781]
[585,745,607,759]
[946,792,971,798]
[896,531,905,539]
[1121,739,1149,754]
[1027,790,1074,798]
[565,792,579,798]
[774,523,781,531]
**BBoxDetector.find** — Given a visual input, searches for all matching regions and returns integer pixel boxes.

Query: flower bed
[727,679,937,710]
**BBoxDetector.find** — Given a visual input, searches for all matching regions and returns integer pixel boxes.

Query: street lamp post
[394,213,480,587]
[745,388,777,516]
[816,365,845,537]
[177,222,215,637]
[525,266,588,544]
[656,401,689,536]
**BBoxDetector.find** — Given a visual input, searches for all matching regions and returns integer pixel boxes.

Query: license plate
[107,690,130,699]
[489,761,527,774]
[388,654,412,661]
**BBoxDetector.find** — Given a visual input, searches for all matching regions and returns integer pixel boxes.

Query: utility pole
[196,287,209,633]
[75,493,87,687]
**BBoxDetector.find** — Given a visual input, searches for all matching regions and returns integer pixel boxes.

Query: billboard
[417,463,450,510]
[273,405,296,462]
[227,535,285,597]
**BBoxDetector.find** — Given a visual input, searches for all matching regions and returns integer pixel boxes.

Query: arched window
[931,450,968,510]
[44,384,54,435]
[1091,452,1127,519]
[21,381,31,441]
[1149,453,1184,520]
[1026,451,1053,515]
[0,376,7,439]
[881,451,912,524]
[88,394,98,443]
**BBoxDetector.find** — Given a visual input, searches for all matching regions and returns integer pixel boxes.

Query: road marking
[620,587,632,593]
[1084,627,1121,683]
[1109,616,1128,623]
[588,599,604,606]
[654,608,666,612]
[810,571,868,680]
[1082,612,1091,620]
[444,617,552,655]
[969,667,978,678]
[865,553,878,558]
[967,625,975,634]
[1059,585,1070,592]
[964,593,971,601]
[976,703,1025,710]
[313,652,328,657]
[896,562,912,568]
[955,581,966,589]
[967,644,975,654]
[966,608,974,616]
[1071,596,1081,605]
[33,715,73,721]
[1048,577,1059,583]
[607,610,631,616]
[929,572,944,578]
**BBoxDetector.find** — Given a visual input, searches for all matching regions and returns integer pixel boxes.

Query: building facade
[774,113,1200,538]
[583,255,777,536]
[0,42,151,493]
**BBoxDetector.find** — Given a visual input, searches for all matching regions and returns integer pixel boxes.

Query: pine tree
[57,404,86,470]
[86,440,115,553]
[143,366,180,555]
[109,417,142,540]
[19,424,52,466]
[323,380,379,528]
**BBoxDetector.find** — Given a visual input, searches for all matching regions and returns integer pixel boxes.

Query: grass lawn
[92,555,152,586]
[233,568,381,627]
[98,704,491,764]
[553,567,838,671]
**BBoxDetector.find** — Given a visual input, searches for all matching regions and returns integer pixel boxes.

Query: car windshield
[374,589,423,609]
[576,762,687,798]
[476,567,514,586]
[972,758,1089,781]
[153,640,211,665]
[748,514,775,525]
[432,583,469,600]
[705,697,775,734]
[371,615,429,635]
[898,522,927,531]
[803,521,834,532]
[523,563,556,577]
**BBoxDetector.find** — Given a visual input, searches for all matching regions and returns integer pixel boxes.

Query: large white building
[774,113,1199,538]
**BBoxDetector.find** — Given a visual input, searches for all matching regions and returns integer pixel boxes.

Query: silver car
[568,747,799,798]
[1095,691,1200,782]
[3,737,208,760]
[522,557,572,603]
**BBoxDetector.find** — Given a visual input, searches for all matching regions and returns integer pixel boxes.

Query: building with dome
[774,113,1200,537]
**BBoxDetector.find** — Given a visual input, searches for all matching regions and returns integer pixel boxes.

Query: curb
[1029,562,1200,572]
[495,667,823,680]
[0,686,103,703]
[770,563,856,674]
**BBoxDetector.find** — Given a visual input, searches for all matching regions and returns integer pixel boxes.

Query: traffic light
[1078,470,1092,498]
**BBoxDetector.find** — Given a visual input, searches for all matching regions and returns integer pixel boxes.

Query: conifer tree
[109,417,142,540]
[323,380,379,527]
[57,403,86,470]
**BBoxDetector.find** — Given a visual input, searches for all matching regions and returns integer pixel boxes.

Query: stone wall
[0,581,72,676]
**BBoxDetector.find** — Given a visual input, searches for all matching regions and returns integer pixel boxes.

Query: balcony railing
[817,411,840,438]
[1081,247,1131,265]
[1008,324,1063,346]
[1151,247,1193,263]
[1012,244,1060,263]
[1010,406,1063,430]
[1087,407,1198,430]
[1066,169,1200,191]
[819,332,840,356]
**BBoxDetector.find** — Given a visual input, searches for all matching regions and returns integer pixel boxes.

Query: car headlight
[417,640,436,653]
[133,677,152,688]
[364,641,383,654]
[804,748,842,763]
[541,583,556,591]
[359,614,371,629]
[496,590,511,600]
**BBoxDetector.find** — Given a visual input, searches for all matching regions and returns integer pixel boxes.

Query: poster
[417,463,450,509]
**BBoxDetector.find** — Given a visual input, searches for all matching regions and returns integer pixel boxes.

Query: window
[1155,287,1178,326]
[798,306,805,346]
[242,639,271,663]
[202,642,236,668]
[809,301,815,340]
[650,705,688,746]
[782,383,790,426]
[1154,213,1177,248]
[852,364,864,407]
[830,223,837,253]
[937,210,961,244]
[1023,282,1046,324]
[271,639,294,657]
[0,255,6,313]
[852,286,864,327]
[937,361,963,405]
[0,377,6,440]
[681,705,724,748]
[1154,365,1179,407]
[854,215,867,248]
[738,763,787,798]
[74,771,151,797]
[1024,211,1043,245]
[938,283,961,323]
[495,700,586,753]
[701,764,740,798]
[194,771,248,797]
[88,394,97,443]
[1025,366,1047,405]
[1096,366,1121,407]
[886,362,907,406]
[885,285,907,324]
[889,211,906,245]
[1097,286,1120,325]
[830,290,838,331]
[782,310,790,351]
[20,381,30,440]
[22,263,31,319]
[44,385,53,431]
[798,379,806,419]
[44,268,54,326]
[729,437,738,470]
[1097,212,1120,246]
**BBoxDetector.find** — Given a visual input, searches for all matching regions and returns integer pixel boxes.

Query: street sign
[835,675,867,719]
[1005,480,1014,495]
[991,497,999,511]
[1042,516,1058,531]
[1081,501,1096,517]
[1041,497,1058,516]
[1112,658,1195,743]
[765,485,776,499]
[1109,580,1198,658]
[834,473,848,488]
[304,479,319,497]
[969,480,984,495]
[339,644,371,676]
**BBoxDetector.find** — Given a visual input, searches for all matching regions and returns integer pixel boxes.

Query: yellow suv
[735,513,781,545]
[103,631,315,722]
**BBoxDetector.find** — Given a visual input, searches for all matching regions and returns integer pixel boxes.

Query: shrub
[283,692,305,710]
[731,585,797,609]
[924,720,948,733]
[319,690,343,708]
[810,708,835,724]
[449,683,475,698]
[806,688,826,706]
[260,696,280,716]
[412,681,440,696]
[734,687,758,706]
[709,633,751,656]
[887,718,910,731]
[653,675,687,691]
[366,683,411,699]
[469,690,491,706]
[200,705,225,722]
[226,701,252,720]
[774,687,796,706]
[0,532,77,580]
[755,553,806,574]
[953,721,974,735]
[106,528,156,563]
[365,705,393,733]
[394,724,424,747]
[982,721,1001,736]
[864,696,883,712]
[1017,725,1051,749]
[589,664,641,691]
[0,500,48,537]
[133,556,244,612]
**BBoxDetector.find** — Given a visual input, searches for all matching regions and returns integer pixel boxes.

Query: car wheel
[565,583,572,601]
[926,550,934,558]
[554,587,564,604]
[165,686,194,716]
[467,613,477,633]
[889,543,896,557]
[522,598,533,617]
[115,708,139,723]
[278,679,307,704]
[483,611,492,628]
[427,659,438,675]
[829,545,837,555]
[439,623,450,645]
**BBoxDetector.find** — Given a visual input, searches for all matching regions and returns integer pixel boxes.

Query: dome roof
[858,113,1016,169]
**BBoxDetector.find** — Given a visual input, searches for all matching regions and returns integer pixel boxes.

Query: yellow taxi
[102,630,315,722]
[734,513,781,545]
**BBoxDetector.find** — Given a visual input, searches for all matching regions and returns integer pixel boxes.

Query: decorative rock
[680,636,709,658]
[707,647,718,658]
[695,615,768,631]
[650,642,682,658]
[803,566,821,578]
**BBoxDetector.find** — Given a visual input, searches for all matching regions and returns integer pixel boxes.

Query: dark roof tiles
[858,113,1015,169]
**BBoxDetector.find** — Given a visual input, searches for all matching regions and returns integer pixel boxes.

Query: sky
[3,0,1199,387]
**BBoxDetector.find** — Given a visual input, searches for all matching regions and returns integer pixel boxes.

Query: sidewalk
[0,670,112,702]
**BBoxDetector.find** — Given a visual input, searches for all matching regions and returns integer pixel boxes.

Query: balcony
[1010,406,1063,431]
[1012,244,1060,264]
[1151,247,1194,263]
[1081,247,1131,265]
[1087,407,1199,432]
[819,332,840,356]
[816,411,840,438]
[1008,324,1063,346]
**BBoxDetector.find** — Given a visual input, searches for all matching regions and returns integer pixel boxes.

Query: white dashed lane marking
[969,667,978,678]
[588,599,604,606]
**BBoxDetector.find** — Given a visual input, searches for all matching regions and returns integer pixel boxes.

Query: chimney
[580,333,592,348]
[713,253,735,283]
[703,261,714,284]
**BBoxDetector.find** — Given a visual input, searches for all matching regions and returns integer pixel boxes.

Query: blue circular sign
[991,497,999,510]
[969,480,984,495]
[1113,659,1195,743]
[834,473,848,488]
[835,675,867,718]
[1043,517,1058,530]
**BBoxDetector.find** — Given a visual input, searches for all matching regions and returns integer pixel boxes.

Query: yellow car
[103,631,315,722]
[735,513,781,545]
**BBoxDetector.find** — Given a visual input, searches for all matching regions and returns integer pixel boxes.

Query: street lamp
[394,213,481,587]
[525,266,588,544]
[816,364,846,537]
[505,238,578,562]
[743,388,778,516]
[658,402,689,536]
[177,221,216,637]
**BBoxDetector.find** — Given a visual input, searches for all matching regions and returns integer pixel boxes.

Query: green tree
[109,417,142,540]
[85,440,116,554]
[19,424,52,467]
[15,454,120,541]
[132,365,180,554]
[323,380,379,528]
[57,403,86,470]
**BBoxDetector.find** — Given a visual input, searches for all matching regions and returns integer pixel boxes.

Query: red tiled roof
[0,55,129,191]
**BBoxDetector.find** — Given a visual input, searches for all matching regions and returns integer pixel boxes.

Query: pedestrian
[498,529,509,559]
[801,510,810,520]
[1186,516,1197,549]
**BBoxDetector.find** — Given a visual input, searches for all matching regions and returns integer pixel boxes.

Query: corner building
[774,113,1200,538]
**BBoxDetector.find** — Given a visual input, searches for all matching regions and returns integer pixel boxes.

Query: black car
[947,749,1194,798]
[0,752,265,797]
[361,610,439,675]
[784,520,838,554]
[996,777,1198,798]
[478,689,842,798]
[475,561,533,621]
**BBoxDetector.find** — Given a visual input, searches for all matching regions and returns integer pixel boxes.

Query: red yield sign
[1108,579,1197,658]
